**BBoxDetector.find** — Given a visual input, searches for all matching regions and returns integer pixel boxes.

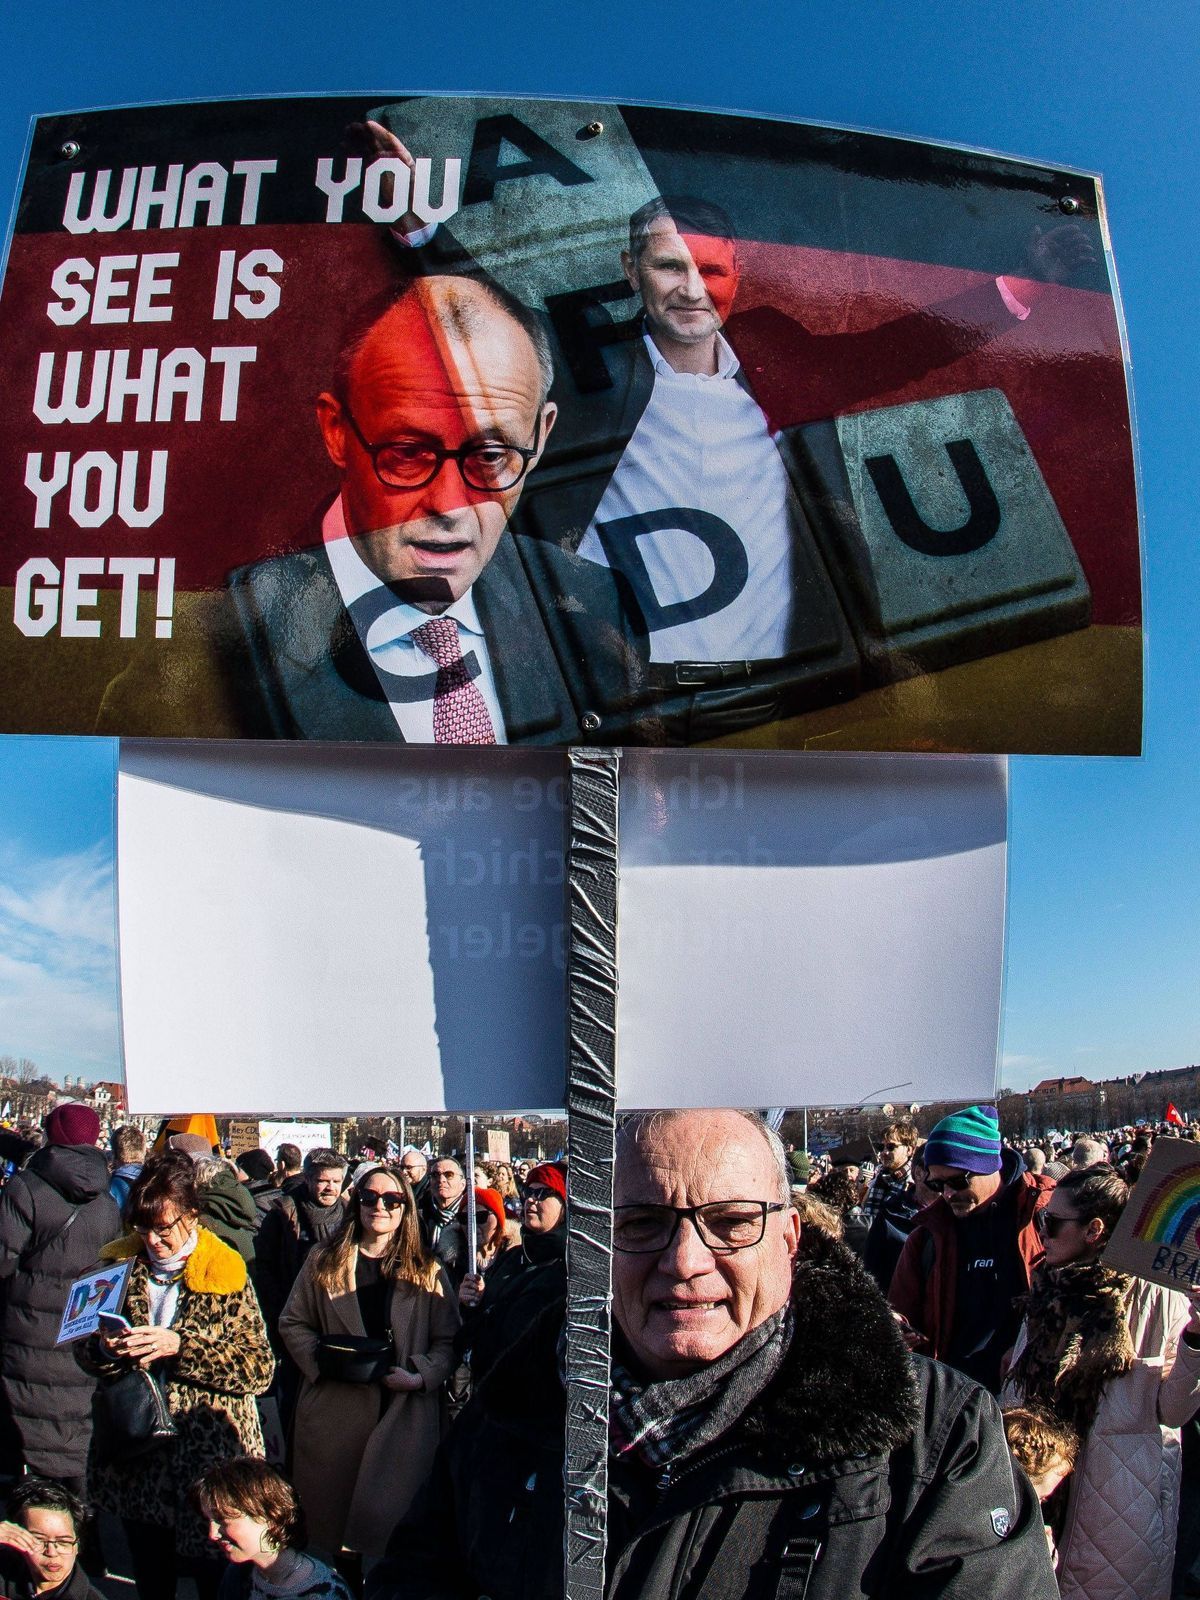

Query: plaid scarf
[610,1305,792,1468]
[862,1165,914,1225]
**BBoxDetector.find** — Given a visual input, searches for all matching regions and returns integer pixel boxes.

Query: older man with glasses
[889,1104,1053,1393]
[370,1108,1056,1600]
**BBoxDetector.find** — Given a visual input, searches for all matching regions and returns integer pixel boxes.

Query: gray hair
[616,1109,792,1204]
[1070,1138,1110,1169]
[192,1156,235,1190]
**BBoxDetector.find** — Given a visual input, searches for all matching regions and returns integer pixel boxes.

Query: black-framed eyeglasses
[28,1536,78,1555]
[342,404,543,493]
[524,1185,560,1203]
[879,1142,907,1153]
[613,1201,786,1254]
[924,1171,976,1194]
[359,1191,405,1212]
[1036,1210,1079,1237]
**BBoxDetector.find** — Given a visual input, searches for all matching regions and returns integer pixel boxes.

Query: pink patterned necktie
[411,616,497,745]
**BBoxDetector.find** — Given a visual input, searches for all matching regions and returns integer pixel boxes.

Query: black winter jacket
[369,1231,1056,1600]
[0,1544,104,1600]
[456,1225,566,1385]
[0,1143,121,1477]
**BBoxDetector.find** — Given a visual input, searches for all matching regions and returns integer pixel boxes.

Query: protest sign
[486,1128,511,1161]
[0,95,1139,754]
[257,1120,332,1157]
[116,740,569,1114]
[226,1118,261,1157]
[1105,1136,1200,1291]
[56,1258,133,1344]
[615,750,1007,1107]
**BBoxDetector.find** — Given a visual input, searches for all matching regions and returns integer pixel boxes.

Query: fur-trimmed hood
[743,1226,921,1465]
[99,1223,248,1294]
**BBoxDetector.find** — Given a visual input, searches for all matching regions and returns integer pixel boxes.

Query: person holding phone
[77,1154,274,1600]
[279,1167,459,1563]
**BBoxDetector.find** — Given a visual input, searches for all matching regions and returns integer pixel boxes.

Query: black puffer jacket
[0,1143,121,1477]
[370,1230,1056,1600]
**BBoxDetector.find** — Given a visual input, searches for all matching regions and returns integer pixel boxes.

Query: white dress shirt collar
[321,494,487,648]
[642,328,741,381]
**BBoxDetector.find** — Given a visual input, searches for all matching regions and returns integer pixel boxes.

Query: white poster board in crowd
[257,1121,332,1158]
[616,752,1008,1108]
[116,742,568,1114]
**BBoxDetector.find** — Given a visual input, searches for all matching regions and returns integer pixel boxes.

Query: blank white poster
[616,752,1007,1110]
[117,742,568,1114]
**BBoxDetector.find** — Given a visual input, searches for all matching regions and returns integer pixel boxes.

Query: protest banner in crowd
[0,95,1139,754]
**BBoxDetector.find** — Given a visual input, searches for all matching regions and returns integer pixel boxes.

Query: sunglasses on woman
[359,1191,405,1211]
[1036,1210,1079,1237]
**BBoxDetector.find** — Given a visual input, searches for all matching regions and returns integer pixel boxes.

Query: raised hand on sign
[1021,221,1097,284]
[345,119,425,236]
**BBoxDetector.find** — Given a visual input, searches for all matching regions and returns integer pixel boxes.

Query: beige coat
[1003,1277,1200,1600]
[279,1248,460,1556]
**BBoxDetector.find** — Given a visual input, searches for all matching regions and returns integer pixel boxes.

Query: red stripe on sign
[0,228,1137,624]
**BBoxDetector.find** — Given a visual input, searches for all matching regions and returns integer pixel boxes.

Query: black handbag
[315,1333,394,1384]
[95,1367,178,1464]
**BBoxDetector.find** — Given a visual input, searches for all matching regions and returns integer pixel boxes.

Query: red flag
[1166,1103,1185,1126]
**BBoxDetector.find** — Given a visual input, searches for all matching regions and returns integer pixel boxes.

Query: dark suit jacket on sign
[400,228,1021,736]
[96,517,653,744]
[228,523,652,745]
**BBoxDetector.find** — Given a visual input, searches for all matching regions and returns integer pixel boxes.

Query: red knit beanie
[473,1187,507,1235]
[525,1162,567,1203]
[44,1103,100,1148]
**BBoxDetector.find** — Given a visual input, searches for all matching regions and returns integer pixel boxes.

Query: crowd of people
[0,1100,1195,1599]
[801,1107,1200,1598]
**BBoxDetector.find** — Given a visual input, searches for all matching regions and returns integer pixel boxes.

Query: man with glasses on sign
[890,1104,1053,1393]
[370,1108,1055,1600]
[222,273,647,745]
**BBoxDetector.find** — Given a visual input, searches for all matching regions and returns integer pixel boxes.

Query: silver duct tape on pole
[564,748,620,1600]
[466,1115,478,1267]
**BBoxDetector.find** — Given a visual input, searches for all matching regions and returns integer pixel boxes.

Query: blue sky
[0,1,1196,1095]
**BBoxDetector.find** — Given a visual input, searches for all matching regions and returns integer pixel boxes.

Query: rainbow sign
[1104,1140,1200,1291]
[1131,1165,1200,1251]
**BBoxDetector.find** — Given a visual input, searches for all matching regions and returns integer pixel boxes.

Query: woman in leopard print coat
[78,1156,274,1600]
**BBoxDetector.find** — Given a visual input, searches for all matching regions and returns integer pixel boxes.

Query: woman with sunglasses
[1000,1165,1200,1600]
[457,1163,567,1388]
[470,1187,520,1275]
[279,1167,459,1565]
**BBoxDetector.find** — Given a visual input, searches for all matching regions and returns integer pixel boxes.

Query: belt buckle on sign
[674,661,752,687]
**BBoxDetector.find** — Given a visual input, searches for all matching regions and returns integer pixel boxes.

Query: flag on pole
[1166,1103,1185,1126]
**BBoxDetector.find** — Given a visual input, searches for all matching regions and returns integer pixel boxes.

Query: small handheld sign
[56,1258,133,1344]
[1104,1138,1200,1291]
